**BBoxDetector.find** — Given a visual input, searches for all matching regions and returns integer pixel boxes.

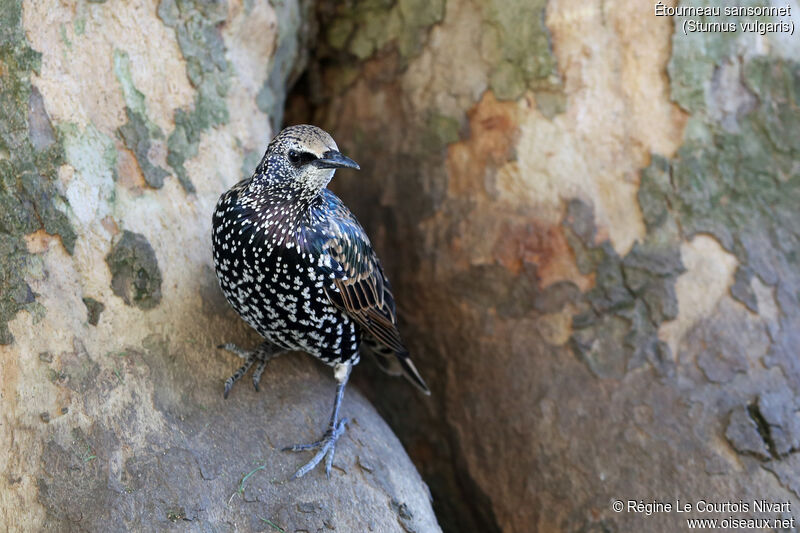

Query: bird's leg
[283,362,352,480]
[218,342,282,398]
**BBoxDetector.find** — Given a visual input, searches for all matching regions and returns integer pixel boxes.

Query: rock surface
[0,1,440,531]
[290,0,800,531]
[32,352,439,531]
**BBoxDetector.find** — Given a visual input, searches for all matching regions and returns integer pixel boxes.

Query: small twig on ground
[227,464,266,505]
[259,517,286,532]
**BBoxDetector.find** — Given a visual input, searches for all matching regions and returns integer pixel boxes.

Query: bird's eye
[287,150,319,166]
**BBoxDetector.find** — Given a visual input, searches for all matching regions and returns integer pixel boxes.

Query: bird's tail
[362,335,430,395]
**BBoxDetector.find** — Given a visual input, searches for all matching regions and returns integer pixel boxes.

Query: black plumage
[212,124,428,479]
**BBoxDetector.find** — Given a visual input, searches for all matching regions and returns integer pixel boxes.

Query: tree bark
[290,0,800,531]
[0,1,440,531]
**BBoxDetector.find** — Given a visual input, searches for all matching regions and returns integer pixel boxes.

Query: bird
[212,124,429,480]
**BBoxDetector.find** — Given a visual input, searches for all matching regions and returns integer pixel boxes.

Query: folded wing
[310,191,430,394]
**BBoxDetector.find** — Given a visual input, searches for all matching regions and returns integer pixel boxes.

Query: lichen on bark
[558,6,800,502]
[567,5,800,384]
[481,0,561,102]
[105,230,163,310]
[113,49,169,189]
[564,192,683,379]
[158,0,231,193]
[0,1,76,344]
[321,0,445,62]
[659,6,800,400]
[656,55,800,393]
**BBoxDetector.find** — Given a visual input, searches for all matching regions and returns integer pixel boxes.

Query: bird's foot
[218,342,279,398]
[282,417,349,480]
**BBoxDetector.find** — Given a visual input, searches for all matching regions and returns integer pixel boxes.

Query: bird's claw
[219,342,279,398]
[283,417,349,480]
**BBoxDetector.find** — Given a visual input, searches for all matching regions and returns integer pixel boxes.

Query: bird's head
[255,125,359,202]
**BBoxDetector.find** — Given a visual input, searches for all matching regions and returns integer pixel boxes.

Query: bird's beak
[315,150,360,170]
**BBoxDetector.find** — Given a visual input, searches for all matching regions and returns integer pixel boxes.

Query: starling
[212,124,429,479]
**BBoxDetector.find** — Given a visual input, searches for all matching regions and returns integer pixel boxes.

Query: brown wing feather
[313,189,408,354]
[324,249,407,354]
[311,190,428,393]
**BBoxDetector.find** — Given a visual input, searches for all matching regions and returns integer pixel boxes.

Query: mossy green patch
[59,24,72,50]
[0,1,76,344]
[59,122,118,171]
[108,50,167,189]
[118,108,169,188]
[73,18,86,36]
[663,57,800,316]
[113,50,150,123]
[667,0,773,114]
[423,113,461,152]
[481,0,560,102]
[665,4,800,332]
[59,122,118,225]
[158,0,231,193]
[106,230,162,310]
[322,0,444,63]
